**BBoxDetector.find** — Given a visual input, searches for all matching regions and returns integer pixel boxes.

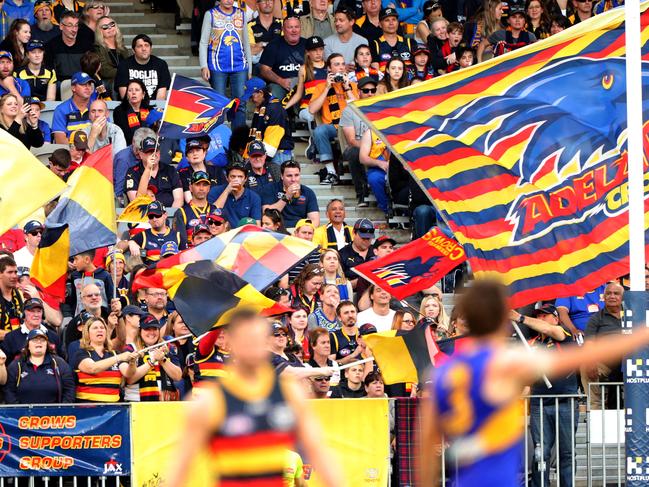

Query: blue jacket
[4,0,35,24]
[382,0,425,24]
[5,354,76,403]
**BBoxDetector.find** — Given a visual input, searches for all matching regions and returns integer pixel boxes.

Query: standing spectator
[127,201,186,265]
[0,93,44,149]
[16,39,56,100]
[582,282,624,409]
[338,218,375,283]
[288,307,310,359]
[163,311,194,396]
[51,71,94,143]
[178,138,226,202]
[248,0,282,70]
[308,283,341,331]
[556,284,606,338]
[68,249,114,315]
[4,328,75,403]
[72,316,138,403]
[568,0,592,24]
[290,263,323,314]
[0,256,22,341]
[261,160,319,228]
[376,56,408,93]
[209,162,262,227]
[244,140,282,195]
[359,128,391,216]
[354,0,382,43]
[173,170,218,245]
[199,0,250,129]
[320,248,353,301]
[115,34,171,100]
[478,5,536,62]
[94,15,128,94]
[52,0,84,23]
[63,285,104,359]
[12,220,42,271]
[112,79,152,146]
[124,137,184,208]
[313,198,353,251]
[106,251,128,303]
[45,11,90,83]
[85,98,127,154]
[357,285,395,332]
[142,287,170,327]
[526,0,551,40]
[330,364,366,397]
[370,8,415,71]
[463,0,503,49]
[329,300,360,363]
[259,16,306,100]
[0,50,31,99]
[0,19,31,67]
[419,294,451,338]
[299,0,334,39]
[324,7,367,65]
[31,0,60,44]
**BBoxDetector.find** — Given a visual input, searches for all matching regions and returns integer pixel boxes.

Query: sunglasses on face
[361,87,377,94]
[148,213,163,219]
[274,332,288,338]
[208,219,223,226]
[314,376,330,381]
[100,21,116,29]
[29,230,43,236]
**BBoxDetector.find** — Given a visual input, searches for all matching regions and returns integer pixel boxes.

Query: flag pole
[153,73,176,154]
[512,321,552,388]
[625,0,646,291]
[336,357,374,371]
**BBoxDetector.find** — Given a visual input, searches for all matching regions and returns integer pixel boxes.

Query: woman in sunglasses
[94,15,127,94]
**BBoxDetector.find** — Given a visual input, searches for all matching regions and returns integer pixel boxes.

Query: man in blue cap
[51,71,95,144]
[127,200,186,265]
[177,137,226,203]
[244,140,281,195]
[16,40,56,101]
[0,51,30,99]
[12,221,43,271]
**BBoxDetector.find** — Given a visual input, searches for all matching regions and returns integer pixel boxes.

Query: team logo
[373,255,441,288]
[626,358,649,383]
[173,84,238,135]
[627,456,649,481]
[103,456,123,475]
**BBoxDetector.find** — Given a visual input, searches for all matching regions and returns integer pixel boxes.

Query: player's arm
[165,383,225,486]
[417,389,442,486]
[281,375,347,487]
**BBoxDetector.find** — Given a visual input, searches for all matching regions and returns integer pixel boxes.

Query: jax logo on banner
[628,456,649,482]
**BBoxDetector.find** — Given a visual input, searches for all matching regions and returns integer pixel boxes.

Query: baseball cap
[105,250,125,268]
[26,328,48,341]
[509,4,525,15]
[140,136,158,153]
[306,36,325,50]
[353,218,375,239]
[413,44,430,56]
[146,200,165,216]
[295,218,315,231]
[185,138,204,153]
[34,0,51,13]
[26,96,45,109]
[69,130,88,150]
[160,240,179,257]
[140,314,163,329]
[357,76,379,90]
[534,303,559,319]
[373,235,397,249]
[190,170,210,185]
[248,140,266,156]
[26,40,45,52]
[271,321,288,334]
[23,220,44,234]
[70,71,95,85]
[24,297,44,311]
[238,217,257,227]
[0,50,12,61]
[241,77,266,102]
[122,305,146,317]
[379,7,398,20]
[193,223,211,236]
[359,323,377,336]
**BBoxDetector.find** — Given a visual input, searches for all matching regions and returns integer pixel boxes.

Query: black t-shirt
[259,37,306,79]
[329,328,358,360]
[353,16,383,43]
[249,17,283,45]
[178,163,226,192]
[45,34,93,81]
[370,35,415,70]
[338,243,375,280]
[114,55,171,99]
[124,162,182,208]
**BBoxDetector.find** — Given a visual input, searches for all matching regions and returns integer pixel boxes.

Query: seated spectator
[63,284,105,358]
[555,284,605,337]
[72,316,139,403]
[357,284,395,332]
[177,137,226,202]
[376,56,408,94]
[142,286,171,327]
[407,44,434,81]
[568,0,592,24]
[370,8,415,71]
[115,34,170,100]
[124,137,184,208]
[206,211,229,236]
[12,220,42,271]
[0,19,31,67]
[16,40,56,101]
[193,327,230,382]
[68,249,114,315]
[245,77,295,164]
[457,46,475,68]
[299,0,334,39]
[173,170,217,244]
[125,315,182,401]
[339,218,375,284]
[259,16,305,100]
[261,160,320,228]
[433,21,463,74]
[244,140,282,195]
[68,129,90,166]
[85,99,127,154]
[419,294,451,338]
[308,327,340,385]
[0,256,23,340]
[287,307,310,360]
[80,1,110,37]
[307,52,359,184]
[290,263,323,314]
[313,198,353,251]
[52,0,84,23]
[308,283,341,331]
[106,250,129,303]
[26,96,50,143]
[0,50,31,100]
[478,5,536,62]
[93,15,127,95]
[0,2,10,42]
[80,50,111,100]
[330,363,366,397]
[113,79,152,146]
[364,370,386,397]
[287,218,321,281]
[320,248,353,301]
[51,71,95,143]
[31,0,60,44]
[526,0,551,40]
[425,17,448,57]
[348,44,382,83]
[550,15,571,34]
[191,223,212,246]
[5,0,34,26]
[46,11,93,83]
[415,0,443,44]
[0,93,44,148]
[208,162,262,228]
[269,320,304,373]
[261,207,288,233]
[324,7,367,65]
[113,127,154,200]
[392,309,416,331]
[127,201,186,266]
[329,300,360,363]
[354,0,382,42]
[162,311,194,396]
[359,128,391,216]
[354,235,396,308]
[248,0,283,69]
[4,328,75,403]
[310,374,332,397]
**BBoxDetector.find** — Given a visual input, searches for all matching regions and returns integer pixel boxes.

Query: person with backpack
[477,4,536,62]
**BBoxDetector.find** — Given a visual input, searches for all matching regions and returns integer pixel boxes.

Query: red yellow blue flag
[354,7,649,307]
[159,74,239,139]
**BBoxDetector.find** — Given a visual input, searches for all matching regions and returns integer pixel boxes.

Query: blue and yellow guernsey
[206,6,248,73]
[432,345,523,487]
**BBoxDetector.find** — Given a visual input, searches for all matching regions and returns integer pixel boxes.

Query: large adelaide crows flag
[354,6,649,307]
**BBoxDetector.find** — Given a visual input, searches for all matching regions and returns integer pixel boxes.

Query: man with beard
[31,0,60,44]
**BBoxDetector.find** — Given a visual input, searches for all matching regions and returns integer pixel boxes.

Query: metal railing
[0,477,124,487]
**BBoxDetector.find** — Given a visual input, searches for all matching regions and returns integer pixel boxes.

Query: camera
[333,74,345,83]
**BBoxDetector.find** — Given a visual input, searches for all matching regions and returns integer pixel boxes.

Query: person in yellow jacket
[313,198,354,251]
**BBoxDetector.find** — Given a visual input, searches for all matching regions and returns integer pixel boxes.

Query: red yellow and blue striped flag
[46,145,116,256]
[31,223,70,309]
[354,6,649,307]
[159,74,239,139]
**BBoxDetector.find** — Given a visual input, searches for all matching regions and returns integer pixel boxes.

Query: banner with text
[0,405,130,477]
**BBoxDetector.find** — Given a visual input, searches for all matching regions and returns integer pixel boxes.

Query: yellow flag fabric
[117,195,154,223]
[0,131,66,234]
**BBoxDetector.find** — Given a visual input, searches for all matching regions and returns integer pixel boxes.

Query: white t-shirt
[357,307,395,333]
[13,246,34,270]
